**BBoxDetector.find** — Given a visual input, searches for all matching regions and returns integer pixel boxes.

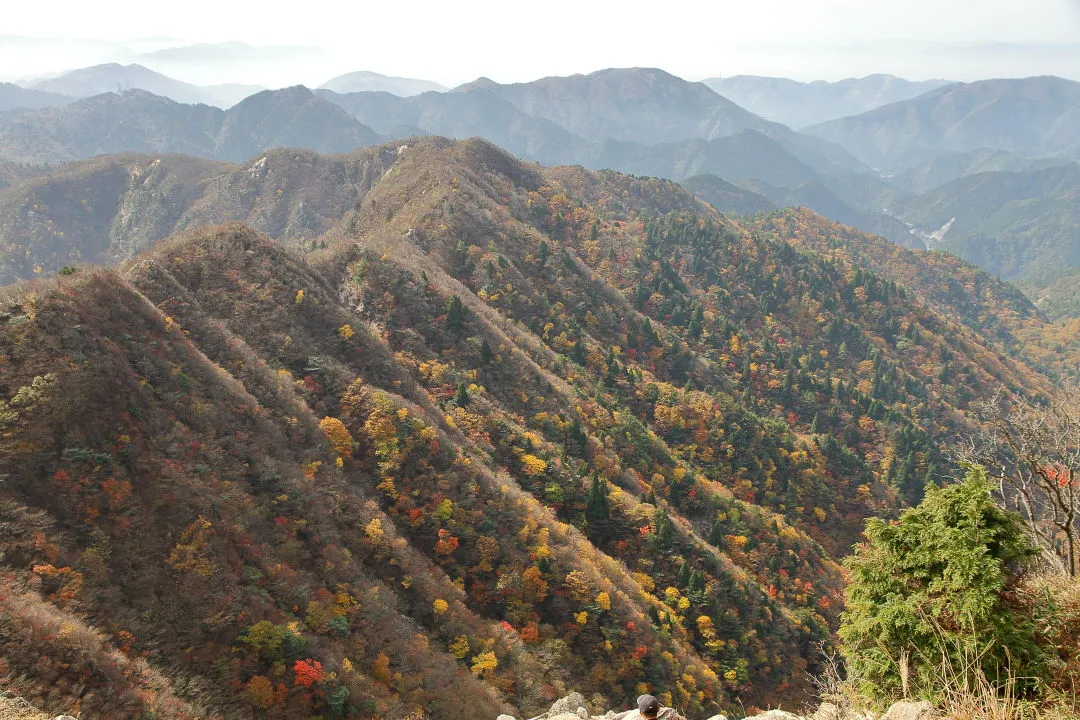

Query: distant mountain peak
[320,71,447,97]
[453,76,499,92]
[24,62,264,108]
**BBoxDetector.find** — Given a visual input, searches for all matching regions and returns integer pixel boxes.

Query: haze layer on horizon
[3,0,1080,87]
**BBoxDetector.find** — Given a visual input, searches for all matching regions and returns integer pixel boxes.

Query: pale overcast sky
[3,0,1080,86]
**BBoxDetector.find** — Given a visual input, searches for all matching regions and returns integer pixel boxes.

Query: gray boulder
[496,715,517,720]
[812,703,841,720]
[549,693,588,717]
[809,702,876,720]
[745,711,805,720]
[882,701,935,720]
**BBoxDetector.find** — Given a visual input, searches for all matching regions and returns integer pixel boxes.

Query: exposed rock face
[881,701,935,720]
[548,692,589,718]
[0,694,48,720]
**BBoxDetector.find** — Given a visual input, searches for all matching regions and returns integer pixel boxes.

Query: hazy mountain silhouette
[704,74,951,128]
[28,63,264,108]
[0,86,381,163]
[320,70,447,96]
[455,67,780,144]
[0,82,73,112]
[806,76,1080,171]
[890,147,1074,194]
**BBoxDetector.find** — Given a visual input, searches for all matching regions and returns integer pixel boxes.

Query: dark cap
[637,694,660,718]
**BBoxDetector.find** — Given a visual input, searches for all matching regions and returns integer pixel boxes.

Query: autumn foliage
[0,138,1067,718]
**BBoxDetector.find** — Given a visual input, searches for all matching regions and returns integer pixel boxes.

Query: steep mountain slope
[897,165,1080,297]
[0,83,72,112]
[320,71,448,96]
[1027,270,1080,321]
[27,62,260,108]
[679,174,777,216]
[734,179,915,247]
[0,87,382,164]
[0,138,1054,718]
[214,87,382,159]
[744,209,1058,354]
[0,90,222,162]
[584,131,908,245]
[0,146,403,284]
[0,161,45,190]
[806,76,1080,171]
[703,75,951,129]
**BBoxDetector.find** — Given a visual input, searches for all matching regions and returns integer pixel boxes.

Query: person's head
[637,694,660,719]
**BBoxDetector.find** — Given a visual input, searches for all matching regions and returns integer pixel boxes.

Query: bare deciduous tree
[960,384,1080,577]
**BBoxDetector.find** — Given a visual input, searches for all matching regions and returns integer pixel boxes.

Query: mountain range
[0,65,1078,322]
[0,136,1063,718]
[27,62,264,109]
[0,86,379,164]
[13,63,454,110]
[0,67,912,249]
[806,75,1080,171]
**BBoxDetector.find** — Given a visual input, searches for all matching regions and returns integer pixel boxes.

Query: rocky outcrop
[498,694,937,720]
[881,701,935,720]
[0,694,48,720]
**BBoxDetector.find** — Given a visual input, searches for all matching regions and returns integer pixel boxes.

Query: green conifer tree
[840,465,1043,702]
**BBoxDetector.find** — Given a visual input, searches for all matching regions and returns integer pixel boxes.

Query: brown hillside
[0,144,406,285]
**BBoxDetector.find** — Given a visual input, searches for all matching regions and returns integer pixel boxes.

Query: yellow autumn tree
[319,416,354,458]
[521,454,548,476]
[470,650,498,676]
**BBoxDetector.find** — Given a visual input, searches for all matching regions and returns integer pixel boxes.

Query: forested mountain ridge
[0,137,1060,718]
[745,207,1080,380]
[896,164,1080,300]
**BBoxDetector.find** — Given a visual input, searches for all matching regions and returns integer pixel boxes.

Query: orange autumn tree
[293,659,323,688]
[319,416,354,459]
